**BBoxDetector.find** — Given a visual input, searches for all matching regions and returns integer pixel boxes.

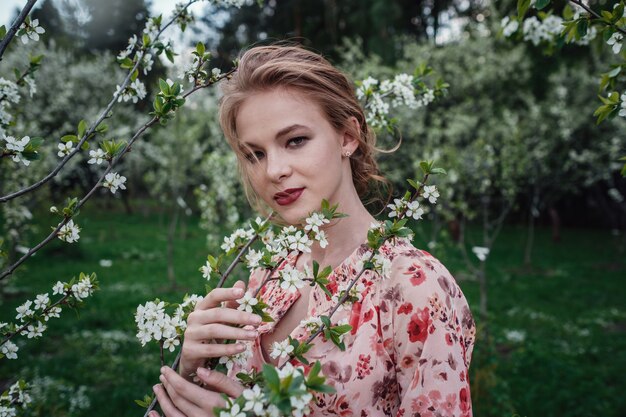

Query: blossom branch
[569,0,626,35]
[0,0,38,61]
[0,292,70,347]
[0,0,199,203]
[0,69,236,281]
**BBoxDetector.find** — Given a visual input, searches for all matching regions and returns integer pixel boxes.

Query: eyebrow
[241,124,308,148]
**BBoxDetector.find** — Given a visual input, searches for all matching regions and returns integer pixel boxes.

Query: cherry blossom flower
[58,220,81,243]
[270,339,294,359]
[57,141,73,157]
[88,149,106,165]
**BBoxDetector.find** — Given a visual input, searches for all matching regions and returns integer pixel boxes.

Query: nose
[265,150,292,183]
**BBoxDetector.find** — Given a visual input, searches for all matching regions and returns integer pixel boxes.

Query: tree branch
[0,0,200,203]
[0,69,236,281]
[0,0,39,61]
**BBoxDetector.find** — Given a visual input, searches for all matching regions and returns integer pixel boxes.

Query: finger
[162,367,226,411]
[187,308,262,328]
[196,367,245,398]
[186,323,259,343]
[159,373,204,417]
[195,287,244,310]
[183,340,248,361]
[153,384,186,417]
[148,410,161,417]
[225,280,247,309]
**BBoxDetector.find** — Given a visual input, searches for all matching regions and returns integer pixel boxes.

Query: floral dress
[228,237,476,417]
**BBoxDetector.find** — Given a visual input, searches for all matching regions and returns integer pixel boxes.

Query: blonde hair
[218,44,389,215]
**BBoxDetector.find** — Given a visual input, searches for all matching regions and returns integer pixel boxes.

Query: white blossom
[200,260,212,279]
[163,337,180,352]
[24,322,46,339]
[299,316,323,331]
[43,306,62,321]
[57,141,74,157]
[237,292,258,313]
[472,246,490,262]
[58,220,81,243]
[356,76,378,100]
[422,185,439,204]
[19,18,45,44]
[0,78,20,103]
[315,230,329,248]
[103,172,127,194]
[387,198,407,218]
[0,341,18,359]
[3,135,28,153]
[219,403,245,417]
[15,300,34,321]
[269,339,294,359]
[115,79,147,103]
[279,265,306,292]
[380,73,418,109]
[88,148,106,165]
[607,32,623,54]
[620,92,626,118]
[286,230,312,253]
[405,200,424,220]
[501,16,519,37]
[242,384,265,414]
[52,281,66,295]
[245,249,263,268]
[71,275,94,301]
[33,293,50,310]
[304,212,329,234]
[218,347,252,371]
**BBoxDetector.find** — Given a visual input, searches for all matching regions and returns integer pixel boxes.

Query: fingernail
[234,288,244,296]
[152,384,159,392]
[197,367,209,377]
[160,366,167,373]
[247,330,258,338]
[252,315,262,323]
[159,375,165,383]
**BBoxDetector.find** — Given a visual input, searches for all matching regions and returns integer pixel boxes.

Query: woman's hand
[149,366,245,417]
[179,280,262,380]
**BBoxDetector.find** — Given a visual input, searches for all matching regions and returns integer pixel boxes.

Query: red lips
[274,188,304,206]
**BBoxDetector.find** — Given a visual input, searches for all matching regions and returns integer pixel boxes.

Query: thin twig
[569,0,626,36]
[0,0,39,61]
[0,292,71,346]
[0,69,236,281]
[280,174,432,369]
[0,0,200,203]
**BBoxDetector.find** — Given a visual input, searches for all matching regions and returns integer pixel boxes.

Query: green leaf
[196,42,205,56]
[431,167,447,175]
[77,120,87,138]
[419,161,430,174]
[407,179,420,190]
[0,25,6,39]
[262,364,280,391]
[28,136,44,148]
[517,0,531,20]
[61,134,77,143]
[535,0,550,10]
[576,19,588,39]
[159,78,170,95]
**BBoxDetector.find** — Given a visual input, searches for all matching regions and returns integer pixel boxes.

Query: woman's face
[235,88,357,225]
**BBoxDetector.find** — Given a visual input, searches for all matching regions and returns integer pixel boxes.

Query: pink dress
[228,237,476,417]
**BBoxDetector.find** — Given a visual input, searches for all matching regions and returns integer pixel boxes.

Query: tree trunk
[549,206,561,242]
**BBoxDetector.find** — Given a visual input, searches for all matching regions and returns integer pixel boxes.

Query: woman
[151,45,475,417]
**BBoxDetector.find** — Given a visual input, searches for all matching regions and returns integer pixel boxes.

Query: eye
[245,150,265,163]
[287,136,307,147]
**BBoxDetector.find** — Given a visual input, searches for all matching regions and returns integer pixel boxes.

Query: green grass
[1,201,625,417]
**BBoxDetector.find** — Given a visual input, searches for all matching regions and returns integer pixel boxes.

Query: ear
[340,116,361,156]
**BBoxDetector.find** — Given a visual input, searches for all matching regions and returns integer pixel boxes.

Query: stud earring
[343,151,352,157]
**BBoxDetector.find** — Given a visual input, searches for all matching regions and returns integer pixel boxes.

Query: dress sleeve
[380,249,475,417]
